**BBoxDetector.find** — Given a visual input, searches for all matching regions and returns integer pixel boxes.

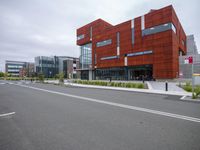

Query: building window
[117,32,120,47]
[96,39,112,47]
[8,69,20,72]
[117,32,120,55]
[127,50,153,57]
[90,26,92,39]
[142,23,176,36]
[131,19,135,45]
[101,55,118,60]
[182,40,185,46]
[80,43,92,69]
[7,65,23,69]
[95,53,97,64]
[95,67,126,80]
[171,23,176,34]
[141,15,145,30]
[132,28,134,45]
[77,34,84,40]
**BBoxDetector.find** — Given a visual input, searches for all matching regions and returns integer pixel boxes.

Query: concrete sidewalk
[147,81,186,92]
[64,82,191,96]
[44,80,191,96]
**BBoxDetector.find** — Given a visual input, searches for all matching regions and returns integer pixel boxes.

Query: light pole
[191,57,194,98]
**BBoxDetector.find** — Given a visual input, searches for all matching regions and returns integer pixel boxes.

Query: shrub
[38,73,44,82]
[137,83,144,89]
[58,72,64,83]
[0,72,4,77]
[72,80,145,89]
[193,85,200,99]
[186,81,191,87]
[110,82,114,87]
[131,83,136,88]
[183,83,192,92]
[125,83,132,88]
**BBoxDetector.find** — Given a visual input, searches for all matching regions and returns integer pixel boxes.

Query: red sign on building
[184,56,193,64]
[188,56,193,64]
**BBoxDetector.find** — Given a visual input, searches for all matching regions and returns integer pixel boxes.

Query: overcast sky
[0,0,199,72]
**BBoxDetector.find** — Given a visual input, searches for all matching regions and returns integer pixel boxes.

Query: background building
[63,58,80,78]
[19,63,35,77]
[179,35,200,78]
[34,56,80,78]
[35,56,59,78]
[77,5,186,80]
[5,61,34,77]
[5,60,26,77]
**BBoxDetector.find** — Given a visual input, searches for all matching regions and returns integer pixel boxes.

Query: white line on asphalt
[0,83,6,85]
[180,95,186,100]
[12,83,200,123]
[0,112,15,117]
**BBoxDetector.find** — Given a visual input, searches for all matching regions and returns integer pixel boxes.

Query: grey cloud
[0,0,199,72]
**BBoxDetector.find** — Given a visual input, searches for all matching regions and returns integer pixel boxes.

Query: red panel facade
[77,5,186,79]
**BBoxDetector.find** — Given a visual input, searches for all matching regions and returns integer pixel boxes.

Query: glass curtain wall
[80,43,92,69]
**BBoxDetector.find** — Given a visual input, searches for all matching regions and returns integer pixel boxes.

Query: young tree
[38,73,44,82]
[58,72,64,84]
[0,72,4,77]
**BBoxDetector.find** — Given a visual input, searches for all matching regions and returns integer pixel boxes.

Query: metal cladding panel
[76,5,186,79]
[77,19,112,46]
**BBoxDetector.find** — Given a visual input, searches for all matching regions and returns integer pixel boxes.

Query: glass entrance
[81,70,89,80]
[129,65,153,80]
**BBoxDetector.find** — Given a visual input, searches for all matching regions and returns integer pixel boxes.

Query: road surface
[0,80,200,150]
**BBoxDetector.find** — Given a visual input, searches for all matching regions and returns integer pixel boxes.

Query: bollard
[165,81,168,91]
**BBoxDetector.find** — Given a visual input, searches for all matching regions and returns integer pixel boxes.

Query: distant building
[63,58,80,78]
[35,56,59,78]
[34,56,80,78]
[185,35,198,55]
[19,63,35,77]
[179,35,200,78]
[5,61,34,77]
[26,63,35,77]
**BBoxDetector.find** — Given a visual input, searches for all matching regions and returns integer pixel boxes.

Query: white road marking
[180,95,186,100]
[0,112,15,117]
[12,83,200,123]
[0,83,6,85]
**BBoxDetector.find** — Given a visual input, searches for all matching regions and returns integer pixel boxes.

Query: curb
[180,96,200,103]
[146,81,153,90]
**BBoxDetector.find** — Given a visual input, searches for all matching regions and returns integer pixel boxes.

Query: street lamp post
[191,57,194,97]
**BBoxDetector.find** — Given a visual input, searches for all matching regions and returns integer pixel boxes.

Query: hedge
[73,80,145,89]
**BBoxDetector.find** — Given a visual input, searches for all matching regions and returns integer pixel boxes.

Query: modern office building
[35,56,59,78]
[179,35,200,78]
[5,61,34,77]
[76,5,186,80]
[34,56,79,78]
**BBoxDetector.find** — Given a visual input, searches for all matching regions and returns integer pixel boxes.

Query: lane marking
[0,112,15,117]
[11,83,200,123]
[0,83,6,85]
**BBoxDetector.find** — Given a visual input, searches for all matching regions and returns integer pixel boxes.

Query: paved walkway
[147,81,186,92]
[44,80,191,96]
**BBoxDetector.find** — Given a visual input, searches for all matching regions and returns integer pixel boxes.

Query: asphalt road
[0,80,200,150]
